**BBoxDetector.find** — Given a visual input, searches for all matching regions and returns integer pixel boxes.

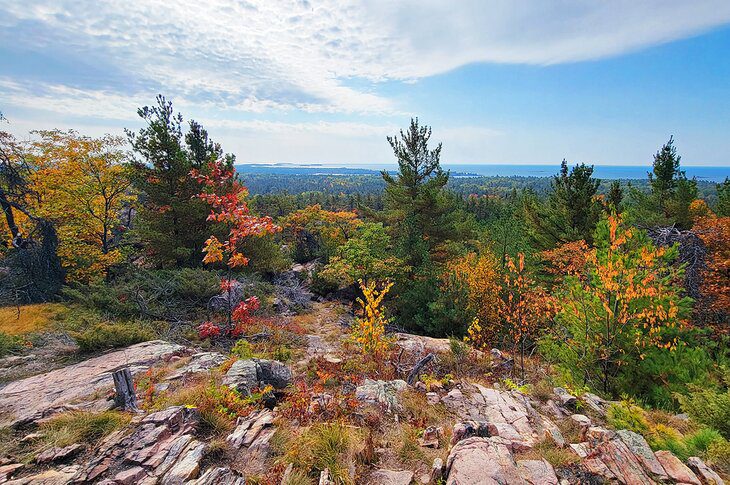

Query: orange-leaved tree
[500,253,555,378]
[351,280,393,358]
[192,160,280,337]
[546,213,691,394]
[694,212,730,329]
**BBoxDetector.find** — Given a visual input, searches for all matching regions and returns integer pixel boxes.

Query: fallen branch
[406,353,435,385]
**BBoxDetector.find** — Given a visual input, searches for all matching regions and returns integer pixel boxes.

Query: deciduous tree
[30,130,134,282]
[193,159,280,336]
[545,214,692,394]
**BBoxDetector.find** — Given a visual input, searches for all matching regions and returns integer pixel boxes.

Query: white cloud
[2,0,729,116]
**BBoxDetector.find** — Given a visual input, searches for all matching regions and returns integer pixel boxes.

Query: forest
[1,96,730,483]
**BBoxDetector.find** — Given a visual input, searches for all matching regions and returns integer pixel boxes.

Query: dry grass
[0,303,64,335]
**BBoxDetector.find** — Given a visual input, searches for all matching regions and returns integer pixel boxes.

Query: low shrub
[677,382,730,439]
[71,322,155,352]
[606,400,650,435]
[397,424,427,464]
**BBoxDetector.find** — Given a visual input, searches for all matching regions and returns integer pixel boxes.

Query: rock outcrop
[72,406,206,484]
[0,340,185,427]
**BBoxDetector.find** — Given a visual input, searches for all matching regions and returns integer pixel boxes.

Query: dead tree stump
[112,368,139,411]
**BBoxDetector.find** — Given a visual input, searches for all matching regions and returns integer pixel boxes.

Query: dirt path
[289,300,351,370]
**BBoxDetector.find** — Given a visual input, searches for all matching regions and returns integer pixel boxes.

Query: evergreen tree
[649,136,681,200]
[524,160,601,248]
[382,118,450,268]
[716,177,730,217]
[607,180,623,213]
[126,95,225,267]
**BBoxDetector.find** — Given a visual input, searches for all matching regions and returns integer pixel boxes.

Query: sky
[1,0,730,167]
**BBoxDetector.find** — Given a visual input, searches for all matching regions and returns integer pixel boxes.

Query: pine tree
[524,160,601,248]
[382,118,450,268]
[649,136,681,200]
[607,180,623,213]
[716,177,730,217]
[126,96,227,267]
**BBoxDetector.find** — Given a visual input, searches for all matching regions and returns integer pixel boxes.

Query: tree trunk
[0,190,20,245]
[112,368,139,411]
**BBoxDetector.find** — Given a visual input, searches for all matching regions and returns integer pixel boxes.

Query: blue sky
[1,1,730,167]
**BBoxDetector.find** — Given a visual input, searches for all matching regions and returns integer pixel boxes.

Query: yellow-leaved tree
[30,130,134,282]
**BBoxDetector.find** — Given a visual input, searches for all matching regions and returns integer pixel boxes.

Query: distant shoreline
[235,163,730,182]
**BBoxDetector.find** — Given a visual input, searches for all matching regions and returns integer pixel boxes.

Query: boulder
[223,360,259,392]
[616,430,668,480]
[451,421,490,445]
[5,465,80,484]
[188,467,245,484]
[355,379,407,412]
[581,392,611,416]
[394,333,452,354]
[72,406,202,484]
[368,469,414,485]
[517,459,559,485]
[0,340,186,427]
[0,464,23,482]
[655,450,701,485]
[552,387,577,409]
[419,426,442,448]
[35,443,83,464]
[223,359,292,394]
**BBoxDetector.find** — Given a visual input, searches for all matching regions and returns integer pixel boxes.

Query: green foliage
[318,223,403,291]
[125,96,231,267]
[716,177,730,216]
[231,339,255,359]
[524,160,601,248]
[626,137,698,229]
[71,322,155,352]
[543,214,692,396]
[283,422,360,484]
[623,332,717,409]
[677,377,730,439]
[607,400,650,435]
[63,268,220,322]
[0,332,24,357]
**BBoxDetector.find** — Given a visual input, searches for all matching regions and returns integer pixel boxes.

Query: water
[236,163,730,182]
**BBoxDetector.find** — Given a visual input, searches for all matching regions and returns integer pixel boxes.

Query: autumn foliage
[192,160,280,269]
[694,214,730,327]
[499,253,554,376]
[351,280,393,358]
[548,214,691,393]
[192,160,279,338]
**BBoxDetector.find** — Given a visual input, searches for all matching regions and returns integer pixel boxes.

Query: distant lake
[236,163,730,182]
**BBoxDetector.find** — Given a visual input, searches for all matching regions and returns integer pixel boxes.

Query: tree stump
[112,368,139,411]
